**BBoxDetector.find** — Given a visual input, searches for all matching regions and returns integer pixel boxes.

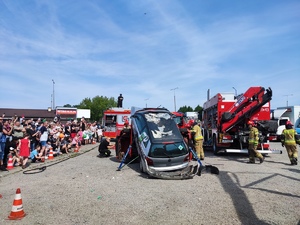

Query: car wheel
[139,158,145,173]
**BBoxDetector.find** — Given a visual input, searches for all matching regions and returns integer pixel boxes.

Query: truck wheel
[212,135,219,155]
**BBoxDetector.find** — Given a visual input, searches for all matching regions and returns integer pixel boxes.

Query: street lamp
[232,87,237,99]
[145,98,149,108]
[52,79,55,110]
[170,87,178,112]
[283,94,293,107]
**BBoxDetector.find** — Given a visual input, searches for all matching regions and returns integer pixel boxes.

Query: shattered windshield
[149,142,188,158]
[144,112,183,140]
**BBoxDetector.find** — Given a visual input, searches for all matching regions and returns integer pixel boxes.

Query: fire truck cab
[102,108,131,139]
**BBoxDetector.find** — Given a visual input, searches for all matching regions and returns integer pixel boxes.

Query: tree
[194,105,203,120]
[177,105,194,113]
[76,96,117,122]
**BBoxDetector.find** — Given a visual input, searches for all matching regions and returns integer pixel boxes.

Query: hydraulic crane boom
[221,87,272,132]
[202,86,281,155]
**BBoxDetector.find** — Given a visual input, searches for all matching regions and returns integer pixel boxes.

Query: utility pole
[170,87,178,112]
[283,94,293,107]
[52,79,55,110]
[232,87,237,99]
[145,98,149,108]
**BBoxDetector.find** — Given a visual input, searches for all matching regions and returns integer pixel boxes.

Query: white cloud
[0,0,299,111]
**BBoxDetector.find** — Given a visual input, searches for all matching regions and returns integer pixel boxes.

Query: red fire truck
[102,108,131,139]
[202,86,281,155]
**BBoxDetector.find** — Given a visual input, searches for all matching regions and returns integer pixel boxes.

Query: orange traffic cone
[48,147,54,160]
[74,144,79,153]
[8,188,26,220]
[6,154,14,170]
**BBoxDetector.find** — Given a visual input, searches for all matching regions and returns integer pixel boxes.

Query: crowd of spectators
[0,115,103,171]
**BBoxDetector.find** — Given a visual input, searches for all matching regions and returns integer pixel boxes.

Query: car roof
[134,108,170,115]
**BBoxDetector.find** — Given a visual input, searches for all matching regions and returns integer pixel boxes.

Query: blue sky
[0,0,299,112]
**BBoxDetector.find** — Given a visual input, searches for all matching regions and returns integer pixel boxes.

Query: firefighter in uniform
[117,120,131,161]
[247,120,264,164]
[281,121,299,165]
[189,120,204,160]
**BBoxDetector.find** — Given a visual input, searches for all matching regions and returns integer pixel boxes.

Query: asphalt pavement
[0,142,299,225]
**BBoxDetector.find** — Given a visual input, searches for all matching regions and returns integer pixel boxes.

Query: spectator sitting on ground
[60,136,72,154]
[71,134,81,148]
[82,130,90,145]
[30,145,44,163]
[9,146,21,167]
[46,140,58,156]
[48,134,58,151]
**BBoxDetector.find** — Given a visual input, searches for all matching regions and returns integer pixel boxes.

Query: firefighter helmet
[188,119,195,127]
[247,120,254,126]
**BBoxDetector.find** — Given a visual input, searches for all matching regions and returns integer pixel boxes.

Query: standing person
[5,118,13,142]
[281,121,299,165]
[97,137,113,157]
[90,121,98,143]
[117,94,123,108]
[0,119,12,171]
[120,120,131,142]
[39,120,49,158]
[18,133,31,169]
[26,124,39,152]
[64,121,71,138]
[12,120,24,139]
[96,126,103,143]
[189,120,204,160]
[247,120,264,164]
[70,120,78,139]
[77,127,83,145]
[79,117,86,135]
[0,117,8,171]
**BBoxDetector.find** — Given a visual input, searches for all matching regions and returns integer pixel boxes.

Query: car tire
[139,158,145,173]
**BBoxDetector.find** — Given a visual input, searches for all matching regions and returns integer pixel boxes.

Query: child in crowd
[71,134,81,148]
[18,133,31,169]
[97,126,103,143]
[77,128,83,145]
[60,136,72,154]
[30,145,44,163]
[46,140,61,157]
[9,147,21,167]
